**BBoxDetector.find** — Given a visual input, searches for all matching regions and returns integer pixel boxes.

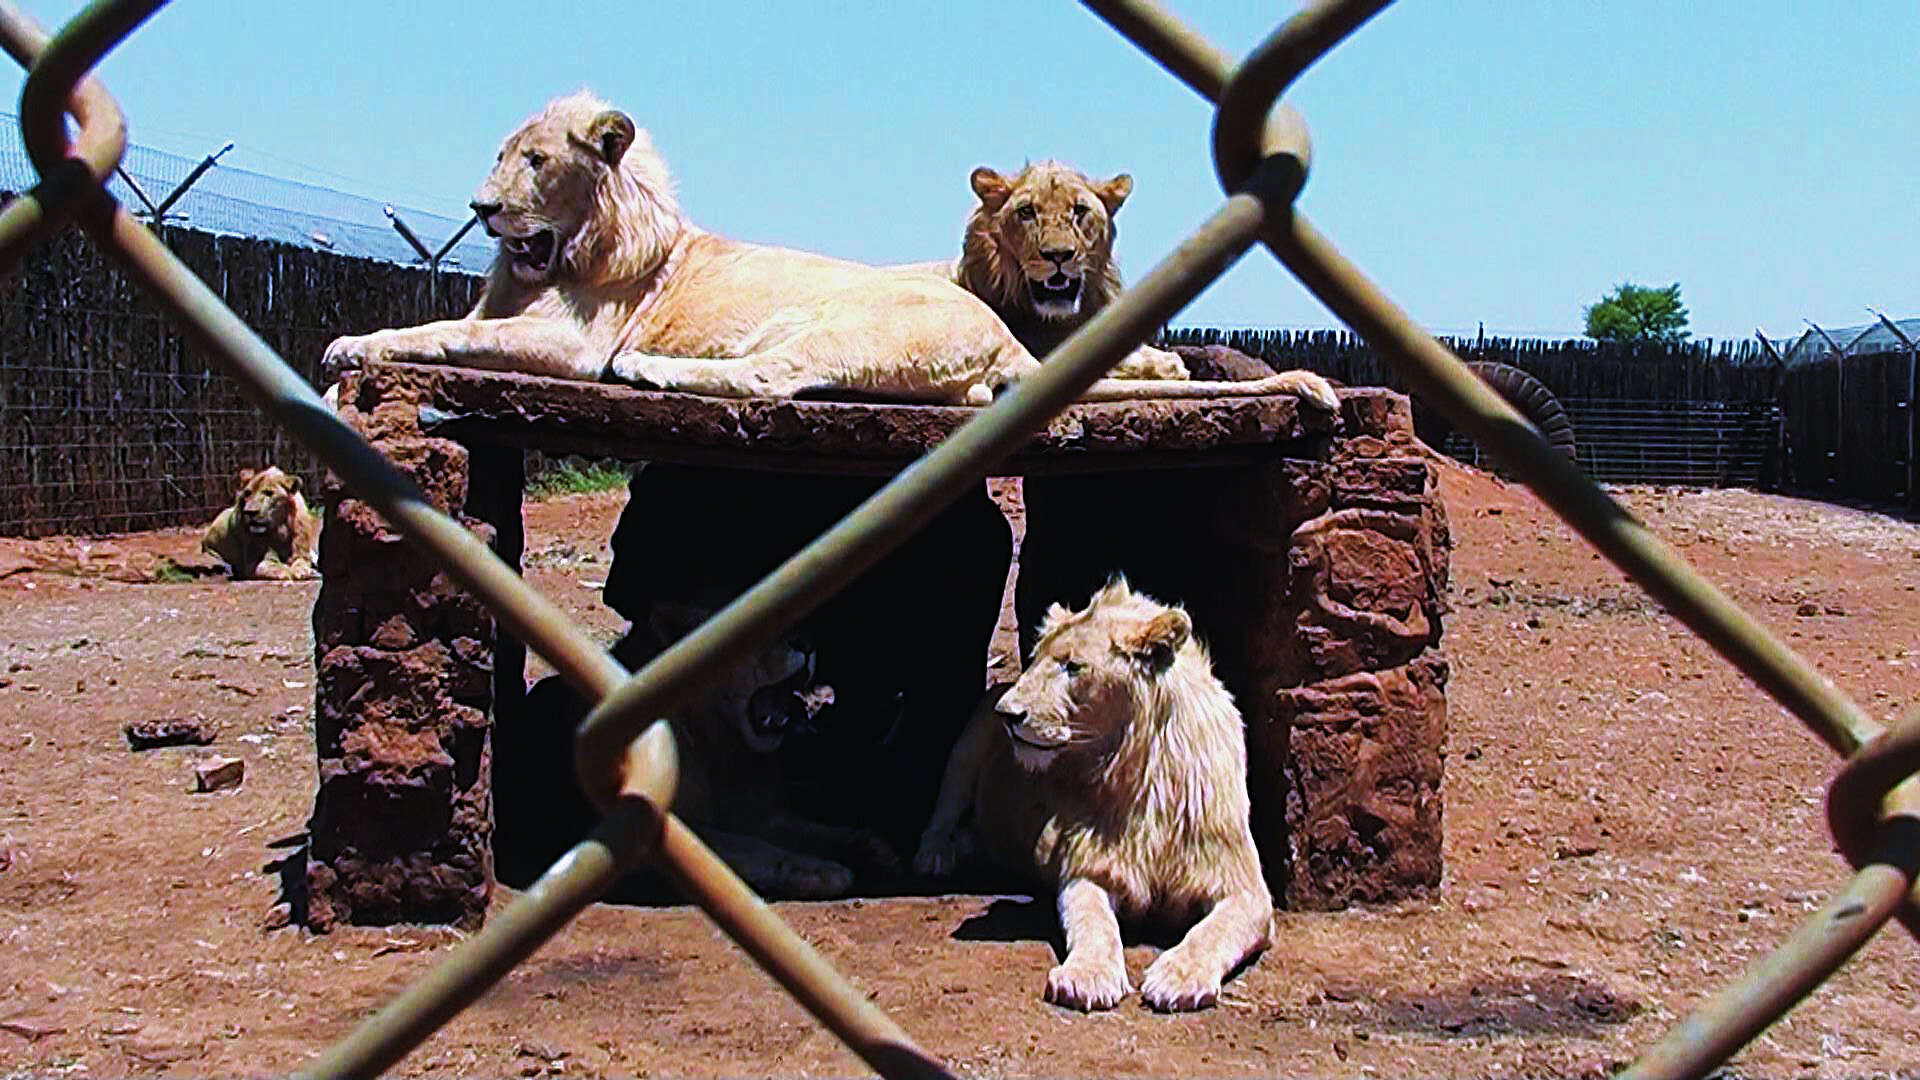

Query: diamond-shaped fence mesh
[3,2,1915,1079]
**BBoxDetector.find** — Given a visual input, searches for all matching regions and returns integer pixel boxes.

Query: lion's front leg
[608,352,810,399]
[252,556,318,582]
[1139,887,1272,1012]
[698,827,856,900]
[1046,878,1131,1011]
[914,689,1004,877]
[756,809,900,874]
[323,316,601,382]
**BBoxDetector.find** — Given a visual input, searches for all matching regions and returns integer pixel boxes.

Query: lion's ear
[235,468,257,492]
[1036,601,1074,640]
[1092,576,1132,607]
[1124,608,1190,671]
[588,110,636,167]
[287,474,303,495]
[970,167,1012,212]
[1096,173,1133,215]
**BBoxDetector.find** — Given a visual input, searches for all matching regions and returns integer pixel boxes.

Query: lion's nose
[997,705,1029,728]
[469,200,502,222]
[1040,248,1073,266]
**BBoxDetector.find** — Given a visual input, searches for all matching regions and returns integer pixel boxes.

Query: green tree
[1583,282,1690,343]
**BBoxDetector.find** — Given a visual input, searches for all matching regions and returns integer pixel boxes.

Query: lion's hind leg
[1079,369,1339,411]
[1139,886,1273,1012]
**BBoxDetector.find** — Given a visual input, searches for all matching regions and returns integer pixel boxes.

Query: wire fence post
[1754,330,1789,490]
[385,203,480,317]
[1805,319,1848,487]
[116,138,230,228]
[1868,308,1918,509]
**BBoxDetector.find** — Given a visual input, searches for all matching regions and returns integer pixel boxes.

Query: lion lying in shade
[199,466,318,581]
[321,91,1337,411]
[915,579,1273,1012]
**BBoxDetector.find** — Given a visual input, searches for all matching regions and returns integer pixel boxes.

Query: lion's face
[648,602,834,755]
[232,466,303,538]
[966,163,1132,322]
[471,95,639,285]
[996,579,1192,772]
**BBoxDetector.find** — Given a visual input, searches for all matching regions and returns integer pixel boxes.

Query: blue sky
[7,1,1916,342]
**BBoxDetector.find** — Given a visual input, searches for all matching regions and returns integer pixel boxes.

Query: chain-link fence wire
[4,3,1917,1080]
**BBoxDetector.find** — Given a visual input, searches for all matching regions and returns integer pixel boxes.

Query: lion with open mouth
[322,92,1337,411]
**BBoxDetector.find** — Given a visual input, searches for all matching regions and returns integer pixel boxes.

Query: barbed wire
[0,110,491,269]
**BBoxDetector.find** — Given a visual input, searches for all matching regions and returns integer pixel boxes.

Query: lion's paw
[1044,957,1131,1012]
[1275,369,1340,412]
[747,855,854,900]
[846,829,900,872]
[606,352,668,389]
[322,332,394,381]
[912,827,970,877]
[1140,949,1222,1012]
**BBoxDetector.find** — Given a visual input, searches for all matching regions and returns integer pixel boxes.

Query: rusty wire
[5,0,1918,1077]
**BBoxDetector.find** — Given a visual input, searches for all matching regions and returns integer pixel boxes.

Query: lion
[321,92,1337,411]
[199,466,319,581]
[914,579,1273,1012]
[500,601,897,899]
[900,161,1191,382]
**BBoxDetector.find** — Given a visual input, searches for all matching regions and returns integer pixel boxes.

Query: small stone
[517,1040,569,1062]
[125,715,217,750]
[1,1015,64,1041]
[192,756,245,793]
[261,902,293,931]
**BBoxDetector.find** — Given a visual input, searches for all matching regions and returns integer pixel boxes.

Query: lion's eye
[1060,658,1084,677]
[525,151,547,170]
[1013,204,1037,222]
[1072,203,1091,219]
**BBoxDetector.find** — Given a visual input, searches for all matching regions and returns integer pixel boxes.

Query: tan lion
[900,160,1190,381]
[321,92,1337,410]
[915,579,1273,1012]
[199,466,319,581]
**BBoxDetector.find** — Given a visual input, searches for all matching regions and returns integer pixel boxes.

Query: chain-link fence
[4,3,1916,1079]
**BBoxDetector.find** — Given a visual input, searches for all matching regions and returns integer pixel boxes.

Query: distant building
[1779,317,1920,364]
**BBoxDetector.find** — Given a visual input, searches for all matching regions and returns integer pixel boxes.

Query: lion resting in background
[915,579,1273,1012]
[900,161,1189,382]
[200,466,318,581]
[501,601,897,899]
[321,92,1336,411]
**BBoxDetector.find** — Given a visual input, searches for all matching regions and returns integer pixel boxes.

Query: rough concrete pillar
[301,371,519,930]
[1259,390,1451,909]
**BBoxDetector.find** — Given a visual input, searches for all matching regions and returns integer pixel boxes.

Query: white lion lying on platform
[322,91,1337,410]
[915,579,1274,1012]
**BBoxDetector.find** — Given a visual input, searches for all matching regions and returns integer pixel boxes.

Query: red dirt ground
[3,465,1919,1077]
